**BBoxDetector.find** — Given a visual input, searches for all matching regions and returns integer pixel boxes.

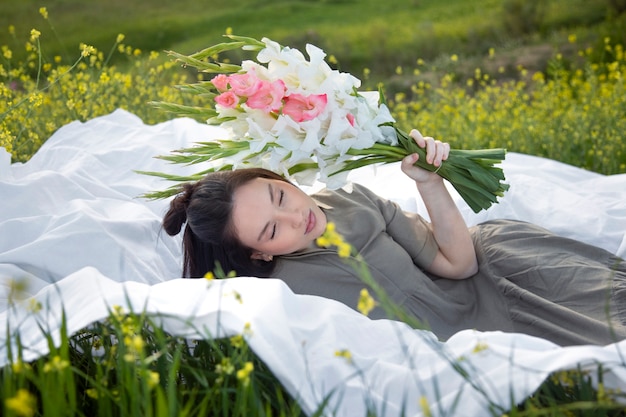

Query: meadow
[1,0,625,170]
[1,0,626,415]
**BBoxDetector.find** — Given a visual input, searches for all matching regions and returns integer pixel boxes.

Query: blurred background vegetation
[1,0,624,84]
[1,0,625,171]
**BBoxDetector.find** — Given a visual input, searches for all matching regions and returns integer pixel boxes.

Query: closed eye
[278,189,284,205]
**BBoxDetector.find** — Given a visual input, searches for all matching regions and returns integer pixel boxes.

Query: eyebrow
[257,183,273,241]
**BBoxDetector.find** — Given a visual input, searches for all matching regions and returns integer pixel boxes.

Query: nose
[277,209,302,228]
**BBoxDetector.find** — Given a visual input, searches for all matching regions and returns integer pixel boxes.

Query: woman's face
[231,178,327,258]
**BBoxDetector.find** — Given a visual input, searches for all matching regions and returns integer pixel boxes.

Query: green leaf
[188,41,248,61]
[148,101,217,118]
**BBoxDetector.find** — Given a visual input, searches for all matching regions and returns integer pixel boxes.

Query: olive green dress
[273,184,626,346]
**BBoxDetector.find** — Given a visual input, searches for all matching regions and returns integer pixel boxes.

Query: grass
[1,0,623,78]
[1,1,626,415]
[1,302,307,417]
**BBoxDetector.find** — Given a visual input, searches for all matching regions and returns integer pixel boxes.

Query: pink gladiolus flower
[214,91,239,108]
[211,74,230,92]
[229,72,263,97]
[282,93,328,122]
[246,80,286,112]
[346,113,355,126]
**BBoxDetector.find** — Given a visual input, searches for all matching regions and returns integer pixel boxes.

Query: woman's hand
[400,129,478,280]
[400,129,450,184]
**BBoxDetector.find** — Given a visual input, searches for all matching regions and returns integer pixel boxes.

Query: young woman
[163,130,626,346]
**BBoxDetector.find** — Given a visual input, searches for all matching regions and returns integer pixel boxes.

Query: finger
[432,140,445,166]
[425,137,435,164]
[442,142,450,160]
[409,129,425,148]
[400,153,419,173]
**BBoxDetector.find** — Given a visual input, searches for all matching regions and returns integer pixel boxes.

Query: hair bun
[162,183,194,236]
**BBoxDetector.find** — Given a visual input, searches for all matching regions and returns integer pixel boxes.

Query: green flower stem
[337,127,508,213]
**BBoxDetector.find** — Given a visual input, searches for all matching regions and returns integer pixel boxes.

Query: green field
[1,0,622,78]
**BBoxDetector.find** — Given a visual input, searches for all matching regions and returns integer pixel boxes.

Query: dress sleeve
[353,184,439,269]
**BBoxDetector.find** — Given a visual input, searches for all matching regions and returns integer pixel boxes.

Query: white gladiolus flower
[149,35,508,212]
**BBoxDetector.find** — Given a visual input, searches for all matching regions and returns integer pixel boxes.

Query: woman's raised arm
[400,129,478,280]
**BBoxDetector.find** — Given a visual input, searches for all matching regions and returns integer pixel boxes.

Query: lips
[305,209,315,234]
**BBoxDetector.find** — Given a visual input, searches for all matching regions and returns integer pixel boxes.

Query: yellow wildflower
[85,388,99,399]
[334,349,352,364]
[216,357,234,375]
[315,235,330,247]
[450,54,458,62]
[472,341,489,353]
[116,33,125,43]
[8,25,15,35]
[357,288,377,316]
[11,360,31,374]
[39,7,48,19]
[28,298,42,313]
[30,29,41,41]
[243,321,253,336]
[230,334,244,348]
[126,334,145,352]
[5,389,37,417]
[337,242,351,258]
[316,222,353,257]
[80,43,96,57]
[236,361,254,385]
[7,278,29,303]
[225,27,233,35]
[419,396,432,417]
[43,355,69,373]
[28,93,43,107]
[111,305,125,320]
[2,46,12,59]
[204,271,214,281]
[146,370,160,389]
[328,54,338,65]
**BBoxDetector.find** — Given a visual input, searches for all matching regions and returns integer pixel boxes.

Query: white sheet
[1,109,626,416]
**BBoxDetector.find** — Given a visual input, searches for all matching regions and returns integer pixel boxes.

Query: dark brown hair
[162,168,291,278]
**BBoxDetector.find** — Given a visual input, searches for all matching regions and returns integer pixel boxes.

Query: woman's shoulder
[312,183,383,206]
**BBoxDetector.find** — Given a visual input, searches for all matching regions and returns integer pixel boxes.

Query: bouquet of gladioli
[145,35,508,213]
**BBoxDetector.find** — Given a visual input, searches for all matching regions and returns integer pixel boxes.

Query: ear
[251,252,273,262]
